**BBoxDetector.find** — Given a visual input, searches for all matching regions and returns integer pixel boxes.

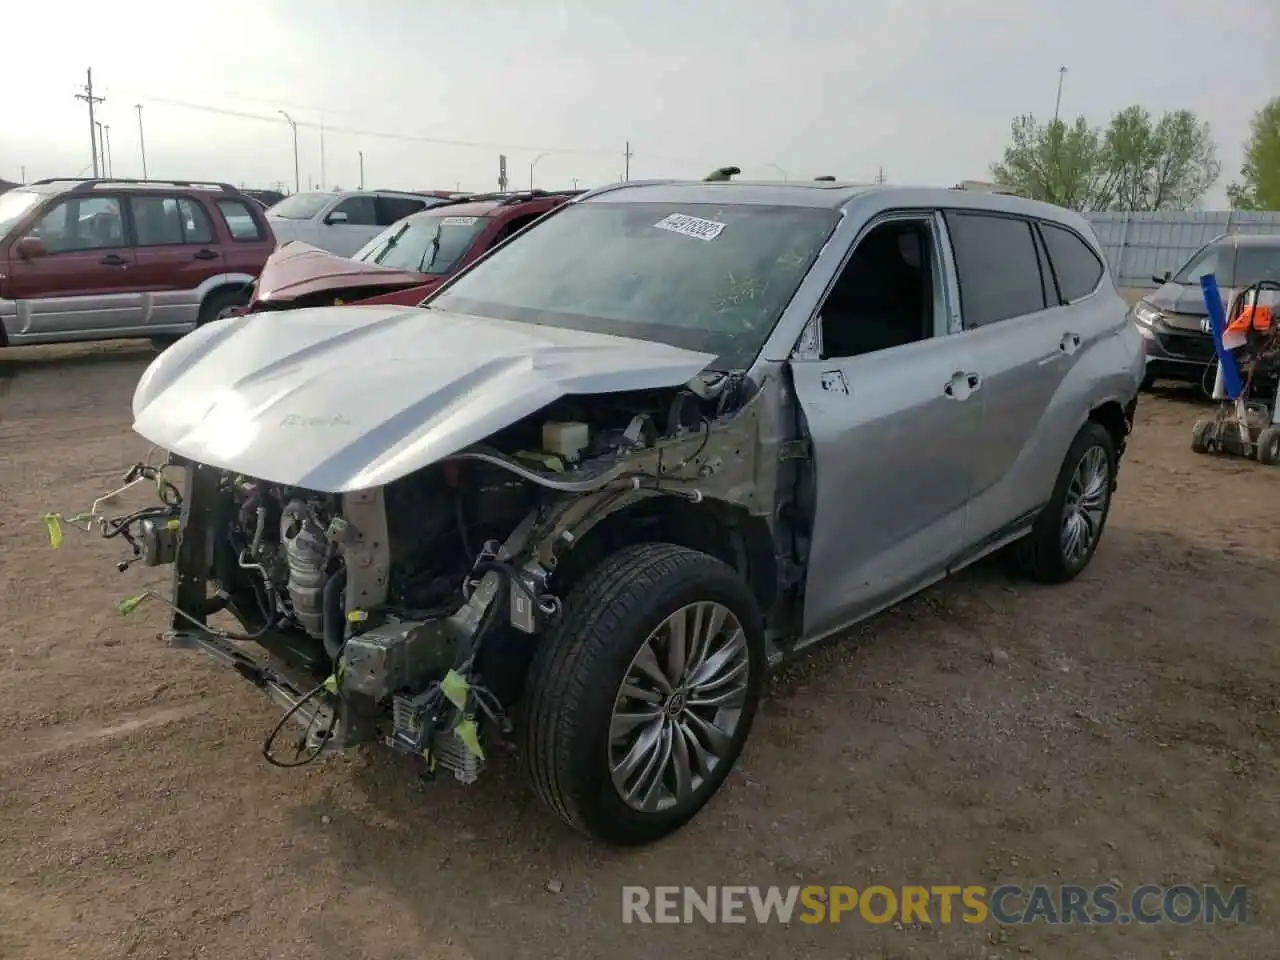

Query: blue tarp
[1200,273,1244,399]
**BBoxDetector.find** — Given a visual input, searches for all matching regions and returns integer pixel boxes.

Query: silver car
[264,190,451,257]
[80,179,1142,846]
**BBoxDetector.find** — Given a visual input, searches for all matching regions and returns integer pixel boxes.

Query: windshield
[0,190,43,238]
[353,213,488,274]
[430,201,839,369]
[1173,242,1280,287]
[267,193,331,220]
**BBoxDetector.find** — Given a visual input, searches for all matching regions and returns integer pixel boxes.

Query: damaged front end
[53,370,777,785]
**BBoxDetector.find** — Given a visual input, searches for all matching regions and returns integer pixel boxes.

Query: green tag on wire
[454,717,484,760]
[43,514,63,549]
[440,669,470,710]
[118,594,146,616]
[323,674,339,694]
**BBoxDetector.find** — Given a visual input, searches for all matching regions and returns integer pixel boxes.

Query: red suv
[0,178,275,347]
[246,190,579,313]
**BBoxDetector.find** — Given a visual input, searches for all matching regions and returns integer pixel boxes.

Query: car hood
[1146,280,1243,325]
[256,242,428,303]
[131,306,716,493]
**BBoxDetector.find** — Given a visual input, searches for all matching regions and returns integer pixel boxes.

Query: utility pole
[75,68,105,178]
[875,166,887,184]
[136,104,148,178]
[623,140,632,181]
[358,151,364,189]
[279,110,300,193]
[104,125,113,177]
[1053,65,1068,124]
[20,166,25,183]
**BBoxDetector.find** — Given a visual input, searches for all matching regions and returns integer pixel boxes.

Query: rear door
[374,195,428,231]
[2,193,141,341]
[943,210,1087,546]
[127,193,226,331]
[213,197,275,276]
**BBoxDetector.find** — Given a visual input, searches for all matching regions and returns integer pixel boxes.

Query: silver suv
[264,190,450,256]
[80,179,1143,847]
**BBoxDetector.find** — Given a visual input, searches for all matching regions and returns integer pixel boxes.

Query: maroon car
[246,190,580,313]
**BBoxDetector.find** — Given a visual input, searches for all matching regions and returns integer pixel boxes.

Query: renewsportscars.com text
[621,884,1248,925]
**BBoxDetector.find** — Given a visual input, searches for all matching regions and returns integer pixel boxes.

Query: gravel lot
[1,339,1277,960]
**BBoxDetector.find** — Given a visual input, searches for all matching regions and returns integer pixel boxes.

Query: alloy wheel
[1060,444,1110,568]
[608,601,750,813]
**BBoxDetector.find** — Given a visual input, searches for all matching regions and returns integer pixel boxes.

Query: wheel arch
[548,494,779,616]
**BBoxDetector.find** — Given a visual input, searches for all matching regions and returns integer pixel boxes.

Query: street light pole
[279,110,300,193]
[530,152,547,191]
[766,163,789,182]
[1053,65,1068,124]
[358,151,364,189]
[135,104,148,178]
[103,125,113,177]
[95,121,106,176]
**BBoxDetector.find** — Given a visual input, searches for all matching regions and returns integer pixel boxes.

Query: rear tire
[1256,425,1280,465]
[1140,373,1156,391]
[198,287,250,326]
[1010,421,1115,584]
[521,543,765,846]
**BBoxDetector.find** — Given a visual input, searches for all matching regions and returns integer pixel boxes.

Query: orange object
[1223,303,1274,351]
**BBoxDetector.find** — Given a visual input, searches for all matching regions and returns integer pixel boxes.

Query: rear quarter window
[1040,221,1105,302]
[216,199,265,241]
[945,211,1047,328]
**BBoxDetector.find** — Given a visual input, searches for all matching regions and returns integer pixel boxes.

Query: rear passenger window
[945,212,1046,328]
[1040,222,1104,302]
[217,200,264,241]
[131,197,185,246]
[178,199,214,244]
[375,196,426,225]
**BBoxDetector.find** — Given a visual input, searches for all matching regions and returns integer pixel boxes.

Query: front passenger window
[945,212,1046,328]
[29,197,125,253]
[330,196,377,226]
[817,219,937,359]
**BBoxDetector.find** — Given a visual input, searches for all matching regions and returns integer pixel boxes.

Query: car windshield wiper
[419,222,445,273]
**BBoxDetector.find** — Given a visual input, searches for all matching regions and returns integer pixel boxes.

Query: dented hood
[131,305,715,493]
[256,242,429,303]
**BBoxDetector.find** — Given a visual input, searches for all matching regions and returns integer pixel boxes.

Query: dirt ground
[1,340,1277,960]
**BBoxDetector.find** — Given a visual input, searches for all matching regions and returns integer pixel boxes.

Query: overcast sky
[5,0,1277,206]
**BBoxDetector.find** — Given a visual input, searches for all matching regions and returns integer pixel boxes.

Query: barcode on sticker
[440,216,478,226]
[654,213,726,242]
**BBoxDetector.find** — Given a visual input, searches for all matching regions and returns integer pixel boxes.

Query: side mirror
[16,236,47,260]
[325,210,349,225]
[1152,270,1172,284]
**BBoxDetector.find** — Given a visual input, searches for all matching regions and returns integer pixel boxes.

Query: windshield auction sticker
[439,216,479,226]
[654,213,727,242]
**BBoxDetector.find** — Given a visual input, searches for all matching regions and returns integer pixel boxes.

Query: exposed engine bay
[61,371,781,786]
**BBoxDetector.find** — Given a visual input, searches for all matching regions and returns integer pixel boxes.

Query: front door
[793,213,980,642]
[4,194,141,342]
[322,195,383,256]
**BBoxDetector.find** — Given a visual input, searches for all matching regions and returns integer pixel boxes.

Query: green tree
[1101,106,1219,210]
[991,106,1220,211]
[1226,98,1280,210]
[990,114,1114,210]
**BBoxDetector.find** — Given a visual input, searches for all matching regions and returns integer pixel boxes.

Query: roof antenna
[703,166,741,182]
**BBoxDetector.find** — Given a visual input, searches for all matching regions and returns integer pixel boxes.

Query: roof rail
[32,177,239,193]
[435,188,586,207]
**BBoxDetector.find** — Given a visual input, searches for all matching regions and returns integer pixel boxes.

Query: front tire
[521,543,765,846]
[1011,421,1115,584]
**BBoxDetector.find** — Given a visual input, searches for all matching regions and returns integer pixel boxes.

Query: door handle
[1060,332,1081,354]
[100,253,127,266]
[193,248,219,261]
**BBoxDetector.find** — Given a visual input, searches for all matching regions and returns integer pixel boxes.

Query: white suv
[264,190,449,256]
